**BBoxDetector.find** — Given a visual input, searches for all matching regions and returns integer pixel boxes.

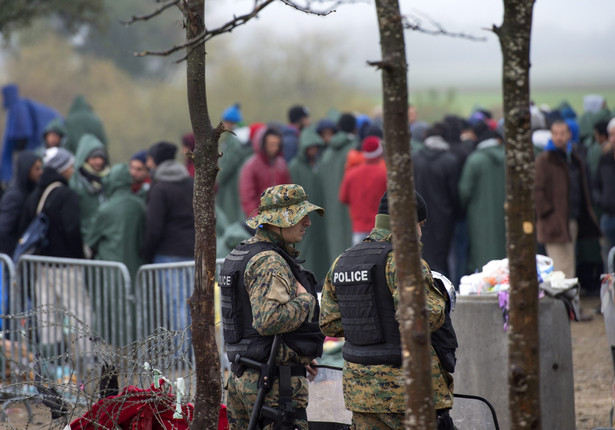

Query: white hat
[44,147,74,173]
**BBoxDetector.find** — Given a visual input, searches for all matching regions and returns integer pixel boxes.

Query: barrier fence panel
[135,260,195,390]
[0,254,227,424]
[7,255,133,393]
[0,253,16,384]
[134,258,226,398]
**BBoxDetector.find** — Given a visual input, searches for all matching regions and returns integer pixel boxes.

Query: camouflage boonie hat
[246,184,325,229]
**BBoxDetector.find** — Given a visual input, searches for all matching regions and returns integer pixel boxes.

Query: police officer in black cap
[320,191,458,429]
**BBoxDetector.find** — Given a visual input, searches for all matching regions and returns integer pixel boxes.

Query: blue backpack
[13,182,62,262]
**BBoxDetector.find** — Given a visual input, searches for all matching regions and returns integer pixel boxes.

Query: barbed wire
[0,306,198,429]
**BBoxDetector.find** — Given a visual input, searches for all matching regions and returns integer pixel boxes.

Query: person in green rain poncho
[85,163,146,283]
[288,126,329,281]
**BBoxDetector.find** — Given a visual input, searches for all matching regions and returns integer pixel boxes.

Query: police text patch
[219,273,233,287]
[333,269,372,285]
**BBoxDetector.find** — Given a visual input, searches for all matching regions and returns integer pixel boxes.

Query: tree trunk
[496,1,541,428]
[374,1,436,428]
[183,2,223,429]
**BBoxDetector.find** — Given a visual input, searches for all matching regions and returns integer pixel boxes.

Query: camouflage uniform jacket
[243,228,317,365]
[319,217,454,412]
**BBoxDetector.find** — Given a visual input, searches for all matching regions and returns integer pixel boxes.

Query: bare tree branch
[121,0,180,25]
[403,12,487,41]
[279,0,342,16]
[366,59,394,71]
[202,0,275,42]
[129,0,351,59]
[134,0,278,59]
[133,30,203,57]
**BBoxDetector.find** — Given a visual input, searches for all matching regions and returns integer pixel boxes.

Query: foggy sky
[207,0,615,91]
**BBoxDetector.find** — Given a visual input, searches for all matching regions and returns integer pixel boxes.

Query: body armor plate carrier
[219,241,324,363]
[332,240,457,371]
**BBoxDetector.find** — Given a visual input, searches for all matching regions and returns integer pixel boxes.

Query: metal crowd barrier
[3,254,132,391]
[0,253,227,401]
[134,258,227,396]
[0,253,17,383]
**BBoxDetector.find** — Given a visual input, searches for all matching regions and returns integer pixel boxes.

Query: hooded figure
[238,127,290,217]
[413,125,463,277]
[458,134,507,274]
[70,134,110,238]
[288,126,329,280]
[217,125,253,225]
[19,148,83,259]
[578,95,611,144]
[317,118,357,263]
[140,142,195,263]
[18,147,93,354]
[1,84,62,183]
[140,142,195,349]
[63,95,108,155]
[40,117,68,155]
[86,163,146,283]
[0,151,42,255]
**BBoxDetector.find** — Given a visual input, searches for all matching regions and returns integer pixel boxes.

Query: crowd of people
[1,83,614,298]
[214,95,615,296]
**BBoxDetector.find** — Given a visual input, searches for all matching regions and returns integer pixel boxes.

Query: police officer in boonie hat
[221,184,325,430]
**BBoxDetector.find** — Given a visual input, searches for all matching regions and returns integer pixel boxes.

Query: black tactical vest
[219,241,324,363]
[332,241,401,365]
[333,240,458,371]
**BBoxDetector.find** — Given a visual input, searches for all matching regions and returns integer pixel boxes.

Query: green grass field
[410,86,615,122]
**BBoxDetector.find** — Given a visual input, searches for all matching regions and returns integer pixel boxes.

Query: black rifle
[236,335,282,430]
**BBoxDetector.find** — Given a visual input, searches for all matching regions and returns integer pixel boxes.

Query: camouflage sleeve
[387,253,443,329]
[245,251,315,336]
[432,347,455,409]
[422,259,446,332]
[386,252,398,309]
[319,256,344,337]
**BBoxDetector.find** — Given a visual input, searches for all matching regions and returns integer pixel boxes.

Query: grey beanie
[44,147,75,173]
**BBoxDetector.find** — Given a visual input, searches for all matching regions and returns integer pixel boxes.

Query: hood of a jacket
[102,163,133,198]
[479,143,506,165]
[74,134,106,168]
[544,139,572,155]
[44,117,68,138]
[154,159,190,182]
[2,84,19,109]
[475,138,500,151]
[13,151,41,192]
[419,146,446,162]
[328,131,355,150]
[297,126,324,162]
[423,135,450,151]
[68,95,93,116]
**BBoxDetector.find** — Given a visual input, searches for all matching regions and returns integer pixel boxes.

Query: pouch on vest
[219,270,241,344]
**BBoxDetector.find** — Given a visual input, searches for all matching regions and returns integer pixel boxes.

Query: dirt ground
[1,295,613,429]
[573,296,613,430]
